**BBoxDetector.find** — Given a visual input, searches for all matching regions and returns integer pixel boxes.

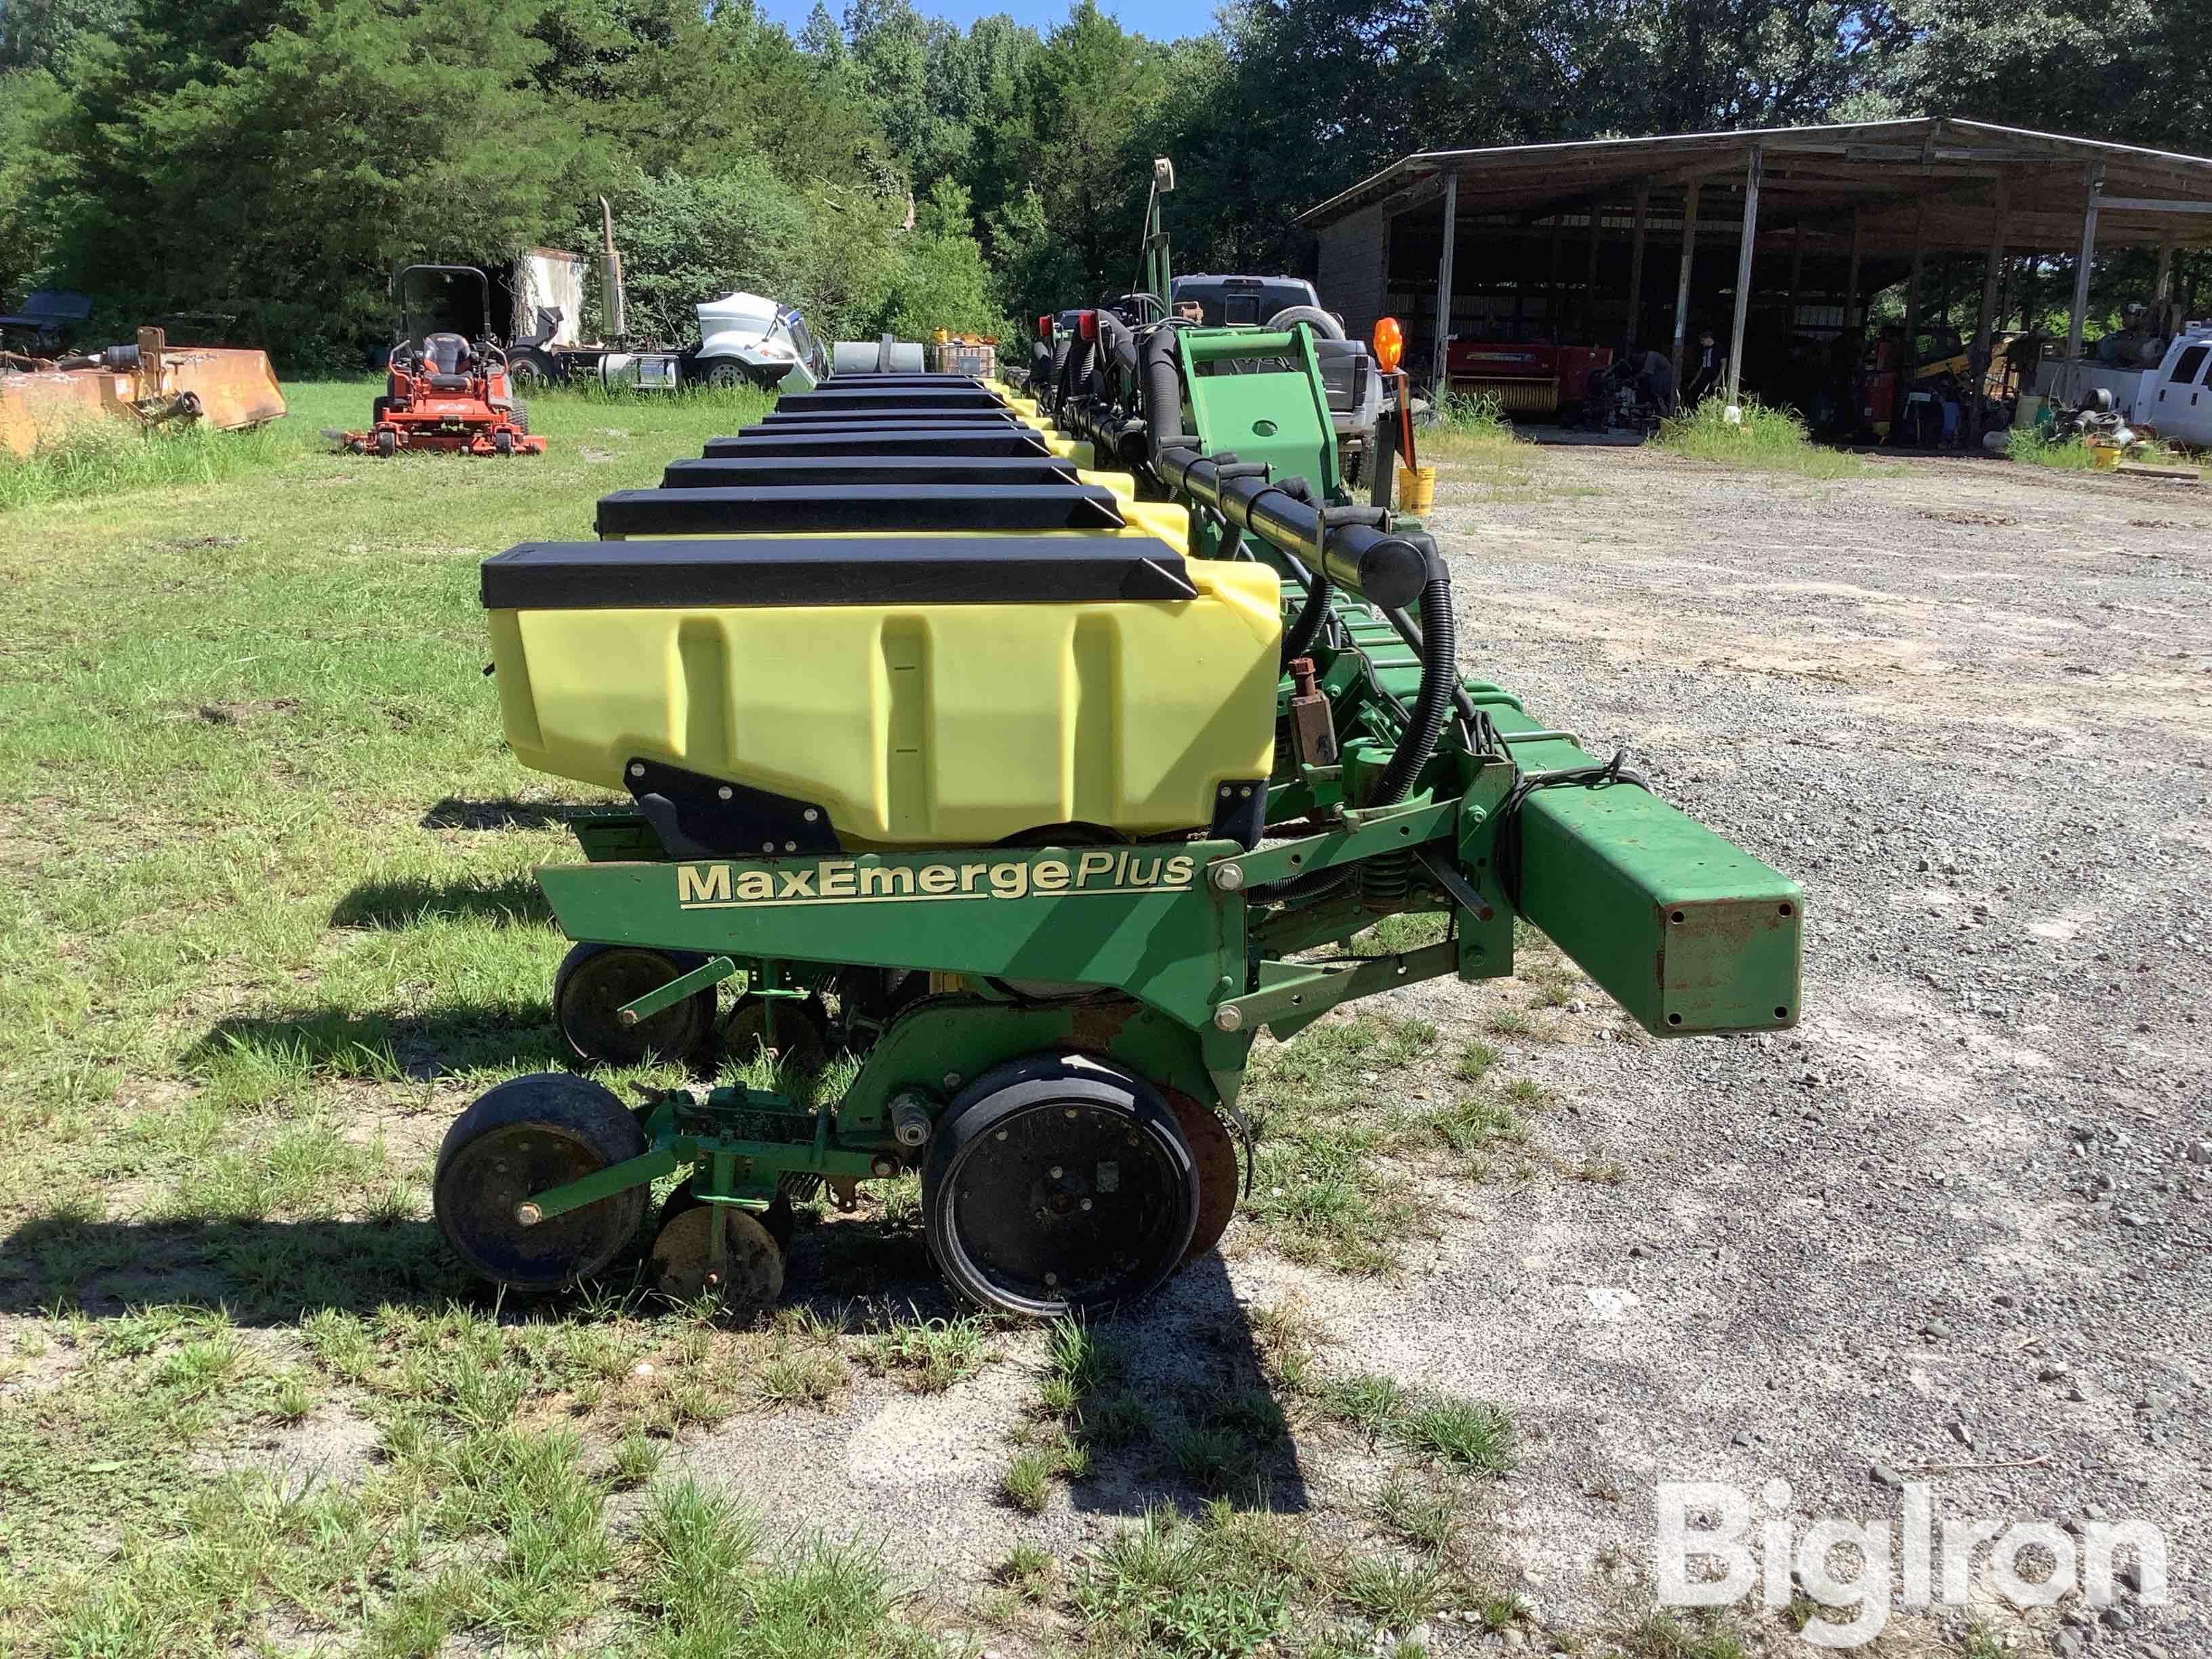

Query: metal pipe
[1626,184,1649,348]
[1726,145,1762,406]
[1845,211,1862,331]
[1970,177,2010,447]
[2068,163,2104,360]
[1672,178,1702,381]
[1433,171,1458,389]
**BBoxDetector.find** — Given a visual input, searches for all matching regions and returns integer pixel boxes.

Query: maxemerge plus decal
[676,851,1199,909]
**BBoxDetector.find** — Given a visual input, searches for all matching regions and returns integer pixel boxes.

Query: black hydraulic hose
[1252,574,1456,904]
[1046,335,1071,412]
[1091,313,1139,445]
[1371,575,1456,806]
[1057,337,1095,419]
[1139,326,1188,462]
[1266,478,1334,671]
[1385,603,1488,753]
[1282,569,1333,667]
[1095,310,1136,383]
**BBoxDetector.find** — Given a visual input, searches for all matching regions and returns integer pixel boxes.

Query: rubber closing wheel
[649,1197,784,1319]
[922,1053,1197,1318]
[1165,1088,1240,1265]
[434,1073,649,1290]
[554,943,715,1068]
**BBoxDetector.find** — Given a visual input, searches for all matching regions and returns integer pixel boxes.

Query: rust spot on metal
[1069,997,1140,1050]
[1163,1087,1239,1264]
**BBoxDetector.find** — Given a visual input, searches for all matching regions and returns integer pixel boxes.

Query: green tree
[0,68,71,298]
[884,178,1009,337]
[0,0,136,72]
[48,0,585,361]
[992,1,1172,309]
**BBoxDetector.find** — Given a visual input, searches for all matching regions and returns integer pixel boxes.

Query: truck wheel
[508,352,552,390]
[433,1073,650,1290]
[922,1053,1197,1317]
[702,361,745,390]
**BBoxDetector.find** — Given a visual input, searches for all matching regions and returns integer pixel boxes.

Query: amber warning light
[1372,316,1404,374]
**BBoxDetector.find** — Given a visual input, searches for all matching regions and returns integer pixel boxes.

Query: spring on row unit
[1359,848,1415,905]
[777,1172,824,1205]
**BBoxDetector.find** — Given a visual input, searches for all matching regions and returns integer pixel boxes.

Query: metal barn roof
[1298,119,2212,253]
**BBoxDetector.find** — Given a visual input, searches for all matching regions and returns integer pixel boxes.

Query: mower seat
[421,332,474,388]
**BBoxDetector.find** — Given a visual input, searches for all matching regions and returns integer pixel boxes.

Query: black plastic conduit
[1045,333,1071,412]
[1131,324,1462,896]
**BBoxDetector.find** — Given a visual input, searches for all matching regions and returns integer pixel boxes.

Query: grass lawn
[0,382,1574,1657]
[0,382,994,1654]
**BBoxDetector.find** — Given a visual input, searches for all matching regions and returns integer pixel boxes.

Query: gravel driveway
[1376,444,2210,1655]
[625,445,2209,1658]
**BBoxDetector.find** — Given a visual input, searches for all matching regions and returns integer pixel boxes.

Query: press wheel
[922,1053,1198,1318]
[553,943,715,1068]
[649,1197,783,1319]
[721,994,830,1076]
[1165,1088,1240,1265]
[433,1073,649,1290]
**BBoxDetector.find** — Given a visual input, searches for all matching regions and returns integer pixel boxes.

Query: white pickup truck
[2038,325,2212,446]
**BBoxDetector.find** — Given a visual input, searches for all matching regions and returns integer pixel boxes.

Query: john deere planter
[434,174,1802,1319]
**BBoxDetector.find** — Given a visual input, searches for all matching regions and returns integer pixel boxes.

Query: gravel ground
[1387,445,2209,1654]
[678,446,2209,1656]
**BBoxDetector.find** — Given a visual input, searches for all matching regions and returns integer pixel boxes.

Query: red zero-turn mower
[342,265,545,457]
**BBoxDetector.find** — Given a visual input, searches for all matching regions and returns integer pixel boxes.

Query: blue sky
[752,0,1206,43]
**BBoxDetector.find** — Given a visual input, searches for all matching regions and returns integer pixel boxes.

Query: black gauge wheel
[922,1052,1197,1317]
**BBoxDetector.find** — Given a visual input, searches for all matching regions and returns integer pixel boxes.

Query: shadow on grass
[186,1003,569,1084]
[419,797,587,832]
[792,1206,1311,1517]
[329,872,554,930]
[0,1214,472,1322]
[1,1209,1312,1516]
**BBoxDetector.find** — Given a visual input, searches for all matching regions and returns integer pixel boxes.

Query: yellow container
[2089,443,2121,470]
[1397,464,1437,514]
[487,556,1282,849]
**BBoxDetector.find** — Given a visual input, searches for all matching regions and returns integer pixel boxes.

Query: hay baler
[431,223,1800,1318]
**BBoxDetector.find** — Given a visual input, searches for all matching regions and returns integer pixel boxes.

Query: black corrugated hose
[1045,334,1071,412]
